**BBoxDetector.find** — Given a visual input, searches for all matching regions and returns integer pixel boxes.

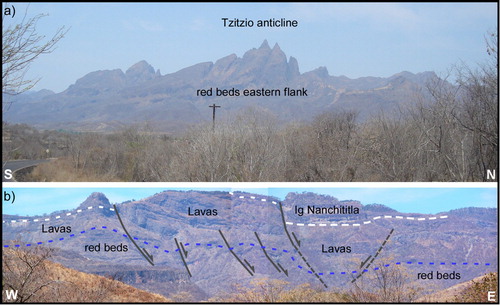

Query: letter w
[4,290,18,300]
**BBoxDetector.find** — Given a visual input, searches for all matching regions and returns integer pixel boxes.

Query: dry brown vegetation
[347,257,424,302]
[2,246,495,303]
[453,272,498,303]
[208,278,349,302]
[2,246,171,303]
[417,272,498,303]
[3,33,497,182]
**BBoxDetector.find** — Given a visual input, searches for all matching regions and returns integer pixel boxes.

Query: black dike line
[292,232,302,247]
[278,201,298,250]
[278,202,327,288]
[352,228,395,283]
[113,204,154,266]
[219,230,255,276]
[254,232,288,277]
[180,242,188,258]
[277,263,289,276]
[360,255,372,269]
[174,238,192,277]
[244,259,255,273]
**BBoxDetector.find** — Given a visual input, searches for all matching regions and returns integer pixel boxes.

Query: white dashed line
[3,205,117,224]
[231,193,449,228]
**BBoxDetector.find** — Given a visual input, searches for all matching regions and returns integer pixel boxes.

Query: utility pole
[209,103,221,131]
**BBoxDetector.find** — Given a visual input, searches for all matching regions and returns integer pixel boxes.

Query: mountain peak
[126,60,155,75]
[272,42,281,51]
[76,192,114,217]
[125,60,157,84]
[310,66,329,79]
[77,192,110,209]
[259,39,270,50]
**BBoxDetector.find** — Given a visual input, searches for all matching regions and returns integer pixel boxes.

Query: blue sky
[2,2,497,92]
[2,186,497,216]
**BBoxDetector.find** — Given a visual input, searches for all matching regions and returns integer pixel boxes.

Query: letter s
[4,169,12,180]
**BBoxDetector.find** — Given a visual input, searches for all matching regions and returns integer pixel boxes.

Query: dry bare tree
[2,246,57,303]
[2,5,68,100]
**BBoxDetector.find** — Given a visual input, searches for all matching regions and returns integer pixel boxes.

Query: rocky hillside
[2,191,497,300]
[4,41,441,133]
[2,247,172,303]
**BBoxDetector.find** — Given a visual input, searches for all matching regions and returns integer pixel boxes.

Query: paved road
[2,159,52,182]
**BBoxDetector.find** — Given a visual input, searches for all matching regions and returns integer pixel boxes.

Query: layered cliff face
[4,41,440,132]
[2,191,497,300]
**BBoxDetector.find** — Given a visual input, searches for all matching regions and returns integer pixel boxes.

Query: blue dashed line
[3,226,493,279]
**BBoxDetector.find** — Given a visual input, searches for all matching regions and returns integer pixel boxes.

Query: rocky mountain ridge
[2,190,497,300]
[4,40,441,133]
